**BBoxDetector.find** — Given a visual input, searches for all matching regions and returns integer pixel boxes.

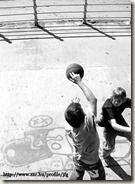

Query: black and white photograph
[0,0,131,180]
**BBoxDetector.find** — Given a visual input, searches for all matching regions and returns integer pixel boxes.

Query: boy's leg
[116,115,131,142]
[102,127,117,158]
[69,158,85,180]
[97,115,116,158]
[86,159,106,180]
[69,169,84,180]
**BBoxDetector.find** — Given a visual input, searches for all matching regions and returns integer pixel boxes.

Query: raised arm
[70,72,97,116]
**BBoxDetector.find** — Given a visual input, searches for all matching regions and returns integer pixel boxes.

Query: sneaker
[102,156,112,167]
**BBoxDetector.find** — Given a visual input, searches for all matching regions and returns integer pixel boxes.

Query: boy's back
[65,113,99,165]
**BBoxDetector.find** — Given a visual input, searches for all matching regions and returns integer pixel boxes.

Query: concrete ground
[0,0,131,180]
[0,35,131,180]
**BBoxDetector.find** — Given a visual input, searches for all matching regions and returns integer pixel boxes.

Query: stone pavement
[0,33,131,180]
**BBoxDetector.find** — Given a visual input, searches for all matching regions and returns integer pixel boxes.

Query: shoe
[102,156,112,167]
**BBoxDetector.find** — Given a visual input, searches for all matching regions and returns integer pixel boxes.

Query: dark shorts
[69,158,105,180]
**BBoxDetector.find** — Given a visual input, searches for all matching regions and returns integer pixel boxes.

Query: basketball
[66,63,84,80]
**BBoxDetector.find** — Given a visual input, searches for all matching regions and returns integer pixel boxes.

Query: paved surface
[0,36,131,181]
[0,0,131,181]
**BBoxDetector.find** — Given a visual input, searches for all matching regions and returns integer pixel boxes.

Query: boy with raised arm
[64,72,105,180]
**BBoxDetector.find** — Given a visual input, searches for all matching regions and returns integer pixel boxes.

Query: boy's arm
[78,81,97,116]
[70,73,97,116]
[104,105,131,133]
[109,119,131,133]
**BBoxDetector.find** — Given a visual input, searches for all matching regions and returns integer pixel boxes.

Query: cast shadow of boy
[105,156,131,180]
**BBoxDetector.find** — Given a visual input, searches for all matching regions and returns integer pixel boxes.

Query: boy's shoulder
[64,122,73,138]
[122,97,131,108]
[103,98,113,108]
[125,97,131,103]
[65,122,72,132]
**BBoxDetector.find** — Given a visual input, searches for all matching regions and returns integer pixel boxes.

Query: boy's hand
[69,72,82,84]
[71,97,80,103]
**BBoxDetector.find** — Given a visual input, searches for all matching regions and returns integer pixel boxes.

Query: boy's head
[64,102,85,128]
[111,87,127,107]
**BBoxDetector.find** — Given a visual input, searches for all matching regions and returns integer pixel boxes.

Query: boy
[64,72,105,180]
[97,87,131,162]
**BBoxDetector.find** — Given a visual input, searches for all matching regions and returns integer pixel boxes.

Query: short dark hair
[64,102,85,128]
[112,87,127,100]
